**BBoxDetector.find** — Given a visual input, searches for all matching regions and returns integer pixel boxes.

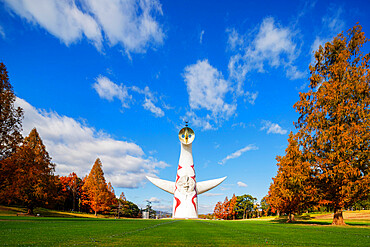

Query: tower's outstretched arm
[146,176,175,194]
[196,176,227,195]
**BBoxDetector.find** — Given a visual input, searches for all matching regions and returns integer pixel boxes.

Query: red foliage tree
[60,172,82,211]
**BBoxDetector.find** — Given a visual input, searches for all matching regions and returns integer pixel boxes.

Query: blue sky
[1,0,369,214]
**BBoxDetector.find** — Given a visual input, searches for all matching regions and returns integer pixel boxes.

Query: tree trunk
[27,205,34,215]
[72,189,76,211]
[332,209,345,225]
[95,210,97,217]
[287,213,295,223]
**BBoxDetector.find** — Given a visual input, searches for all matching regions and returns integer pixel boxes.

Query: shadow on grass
[271,218,369,227]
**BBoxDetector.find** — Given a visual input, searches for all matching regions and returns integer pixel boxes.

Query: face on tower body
[178,127,195,145]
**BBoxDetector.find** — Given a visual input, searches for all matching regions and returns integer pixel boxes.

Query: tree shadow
[270,218,369,226]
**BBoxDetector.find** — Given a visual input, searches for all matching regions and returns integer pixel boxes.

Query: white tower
[146,125,226,218]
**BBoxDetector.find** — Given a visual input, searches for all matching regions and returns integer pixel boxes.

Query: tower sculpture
[146,125,226,218]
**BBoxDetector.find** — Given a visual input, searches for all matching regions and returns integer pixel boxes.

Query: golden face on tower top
[178,127,195,145]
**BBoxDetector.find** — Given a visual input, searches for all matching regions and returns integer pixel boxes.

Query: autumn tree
[0,63,24,202]
[60,172,82,211]
[267,132,317,222]
[222,196,230,219]
[213,201,223,219]
[3,128,57,214]
[294,24,370,225]
[229,194,237,220]
[0,62,23,160]
[81,158,116,216]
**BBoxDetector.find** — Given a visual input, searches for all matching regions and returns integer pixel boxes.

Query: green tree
[144,201,156,219]
[234,194,256,219]
[294,24,370,225]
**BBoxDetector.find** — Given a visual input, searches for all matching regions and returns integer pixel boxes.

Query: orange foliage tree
[59,172,82,211]
[0,62,24,204]
[0,62,23,160]
[229,194,237,220]
[81,158,116,216]
[294,25,370,225]
[5,128,58,214]
[267,132,317,222]
[213,201,223,219]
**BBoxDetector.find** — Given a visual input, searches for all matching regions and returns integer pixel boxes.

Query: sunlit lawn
[1,216,369,246]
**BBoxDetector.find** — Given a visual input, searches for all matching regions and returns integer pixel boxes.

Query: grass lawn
[1,216,369,246]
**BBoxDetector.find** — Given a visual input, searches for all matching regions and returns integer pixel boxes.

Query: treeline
[265,25,370,225]
[212,194,258,220]
[0,62,140,217]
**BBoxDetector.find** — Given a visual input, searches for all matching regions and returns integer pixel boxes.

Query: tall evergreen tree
[294,25,370,225]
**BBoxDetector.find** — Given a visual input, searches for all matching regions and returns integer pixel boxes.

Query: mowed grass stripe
[1,217,169,246]
[1,217,370,246]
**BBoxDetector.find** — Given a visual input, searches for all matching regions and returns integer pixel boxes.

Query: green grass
[1,216,369,246]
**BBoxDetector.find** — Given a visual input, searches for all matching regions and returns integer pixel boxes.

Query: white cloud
[83,0,164,54]
[310,7,344,64]
[237,181,247,187]
[199,30,205,44]
[203,193,223,197]
[93,76,165,117]
[198,203,216,214]
[227,28,244,51]
[228,17,305,94]
[93,75,131,108]
[219,144,258,165]
[0,25,5,39]
[261,120,287,135]
[245,91,258,105]
[15,98,168,188]
[4,0,103,48]
[147,197,161,203]
[131,86,164,117]
[183,59,237,130]
[143,98,164,117]
[3,0,164,54]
